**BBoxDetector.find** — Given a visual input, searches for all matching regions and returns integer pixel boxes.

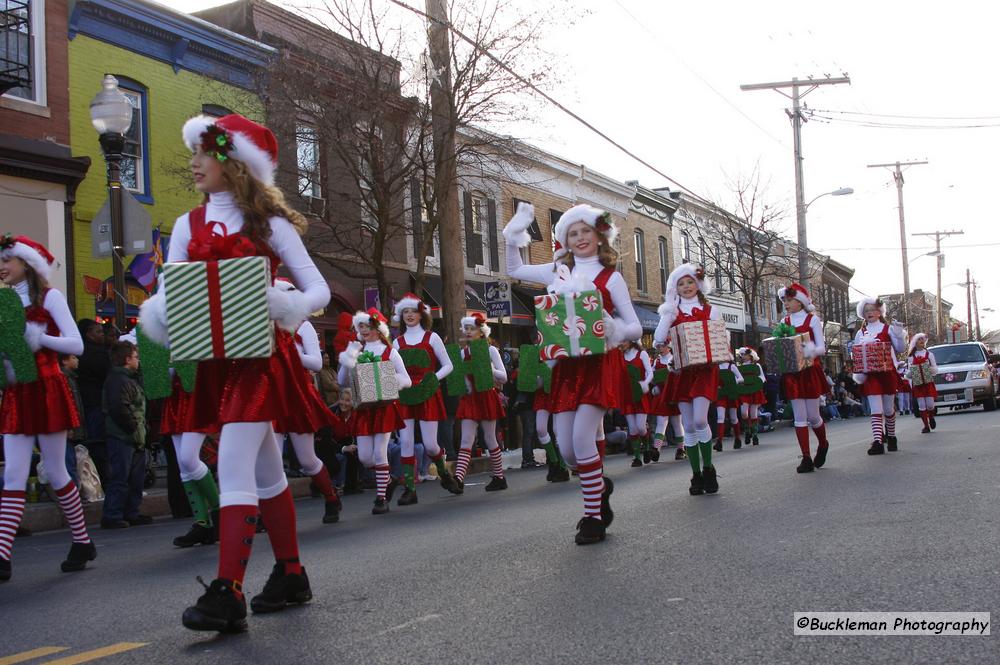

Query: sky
[174,0,1000,331]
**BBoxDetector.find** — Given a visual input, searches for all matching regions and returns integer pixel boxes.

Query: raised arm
[503,201,557,284]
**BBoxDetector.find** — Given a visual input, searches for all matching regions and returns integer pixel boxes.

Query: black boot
[630,457,643,468]
[60,541,97,573]
[929,415,937,430]
[439,469,462,494]
[546,462,570,482]
[484,476,508,492]
[713,438,723,452]
[0,557,10,582]
[703,465,719,494]
[752,433,759,446]
[397,488,418,506]
[322,500,341,524]
[642,445,652,464]
[650,446,660,462]
[813,445,829,469]
[600,476,614,527]
[250,562,312,614]
[675,447,687,461]
[384,478,400,504]
[734,437,742,450]
[886,436,898,452]
[174,523,216,548]
[744,429,752,447]
[453,478,465,495]
[797,456,815,473]
[372,498,389,515]
[867,441,885,455]
[689,472,705,495]
[574,517,606,545]
[182,577,247,633]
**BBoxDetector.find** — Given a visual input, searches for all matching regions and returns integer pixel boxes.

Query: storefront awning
[413,274,490,318]
[634,304,661,333]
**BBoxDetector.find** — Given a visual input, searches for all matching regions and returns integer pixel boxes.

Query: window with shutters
[549,208,562,257]
[113,77,150,202]
[658,236,669,294]
[2,0,45,106]
[296,123,322,200]
[634,229,646,293]
[681,231,691,263]
[713,242,722,287]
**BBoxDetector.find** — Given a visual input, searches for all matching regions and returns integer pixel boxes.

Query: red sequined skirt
[549,350,626,414]
[781,362,828,400]
[912,382,938,399]
[456,389,505,421]
[861,371,898,397]
[649,375,680,416]
[668,363,719,403]
[355,402,405,436]
[1,356,80,435]
[533,389,553,412]
[738,390,767,406]
[716,396,740,410]
[160,375,204,434]
[274,368,337,434]
[621,391,653,415]
[398,390,447,422]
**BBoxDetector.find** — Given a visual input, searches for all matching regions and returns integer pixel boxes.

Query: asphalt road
[2,408,998,664]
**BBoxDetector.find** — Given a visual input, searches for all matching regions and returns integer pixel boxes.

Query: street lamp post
[800,187,853,287]
[89,74,134,330]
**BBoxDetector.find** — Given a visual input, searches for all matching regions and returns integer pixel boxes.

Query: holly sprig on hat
[595,212,613,233]
[200,124,233,163]
[0,233,14,250]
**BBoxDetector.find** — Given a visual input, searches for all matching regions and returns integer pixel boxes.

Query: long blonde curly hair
[206,159,308,244]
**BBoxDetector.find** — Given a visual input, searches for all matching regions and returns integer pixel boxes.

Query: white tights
[739,403,759,420]
[217,421,287,508]
[282,432,323,476]
[867,394,896,416]
[172,432,210,482]
[357,433,390,468]
[399,419,443,459]
[625,413,648,437]
[916,396,935,411]
[3,432,71,491]
[678,397,712,446]
[552,404,605,469]
[655,415,683,438]
[790,398,823,428]
[460,420,499,451]
[536,409,552,443]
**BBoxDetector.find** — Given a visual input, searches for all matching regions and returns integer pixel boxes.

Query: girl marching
[141,113,331,632]
[735,347,765,447]
[712,360,744,452]
[852,296,907,455]
[777,284,830,472]
[505,202,641,544]
[0,235,96,581]
[649,341,685,460]
[391,293,461,502]
[653,264,733,496]
[452,313,509,493]
[337,309,412,513]
[907,333,939,434]
[619,340,654,466]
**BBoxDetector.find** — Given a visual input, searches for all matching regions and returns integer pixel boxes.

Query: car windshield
[929,344,985,365]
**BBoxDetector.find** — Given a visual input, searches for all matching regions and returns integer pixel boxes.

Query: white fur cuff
[502,202,535,248]
[267,286,312,332]
[139,293,169,346]
[852,373,867,385]
[24,321,47,352]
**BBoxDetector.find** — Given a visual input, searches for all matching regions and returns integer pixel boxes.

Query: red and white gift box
[669,320,732,370]
[851,341,895,374]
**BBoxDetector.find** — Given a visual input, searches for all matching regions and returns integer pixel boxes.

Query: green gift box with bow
[761,323,811,375]
[350,351,400,409]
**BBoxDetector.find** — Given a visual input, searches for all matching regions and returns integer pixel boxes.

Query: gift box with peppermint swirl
[350,351,400,409]
[533,290,607,360]
[761,323,811,375]
[669,319,733,370]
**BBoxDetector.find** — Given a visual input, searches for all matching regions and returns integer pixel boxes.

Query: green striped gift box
[163,256,274,362]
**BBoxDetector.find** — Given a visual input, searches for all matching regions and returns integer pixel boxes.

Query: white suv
[928,342,998,411]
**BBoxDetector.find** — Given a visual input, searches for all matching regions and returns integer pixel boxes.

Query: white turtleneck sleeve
[429,332,453,380]
[505,239,556,285]
[32,288,83,355]
[489,345,507,383]
[296,320,323,372]
[604,271,642,342]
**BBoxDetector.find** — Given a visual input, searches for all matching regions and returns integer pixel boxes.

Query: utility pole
[741,75,850,288]
[966,269,973,343]
[913,230,963,342]
[972,275,981,341]
[425,0,465,340]
[867,160,928,326]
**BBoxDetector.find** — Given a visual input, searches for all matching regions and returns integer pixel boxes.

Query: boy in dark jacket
[101,341,151,529]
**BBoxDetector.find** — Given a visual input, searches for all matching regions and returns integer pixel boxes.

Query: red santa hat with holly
[657,262,713,324]
[0,234,57,280]
[461,312,491,338]
[777,282,816,313]
[352,307,390,339]
[182,113,279,187]
[392,292,428,324]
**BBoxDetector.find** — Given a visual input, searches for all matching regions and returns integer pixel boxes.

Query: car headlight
[968,370,988,380]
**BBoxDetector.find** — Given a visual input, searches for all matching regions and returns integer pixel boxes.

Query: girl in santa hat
[140,114,331,632]
[271,279,343,525]
[618,340,655,466]
[391,293,461,502]
[653,263,739,495]
[338,309,412,512]
[505,202,642,544]
[649,341,685,459]
[776,283,830,472]
[907,333,939,434]
[451,313,509,492]
[735,347,766,447]
[0,234,95,581]
[853,296,907,455]
[713,360,745,452]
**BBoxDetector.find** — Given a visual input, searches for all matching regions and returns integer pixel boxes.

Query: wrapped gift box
[762,334,811,375]
[851,341,895,373]
[351,357,400,409]
[163,256,274,362]
[908,363,935,387]
[534,290,606,360]
[669,319,732,370]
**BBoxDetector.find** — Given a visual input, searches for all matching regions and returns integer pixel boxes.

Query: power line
[811,108,1000,121]
[816,242,1000,251]
[805,111,1000,130]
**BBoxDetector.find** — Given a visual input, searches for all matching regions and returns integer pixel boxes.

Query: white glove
[24,321,46,352]
[3,358,16,385]
[852,373,867,385]
[338,341,362,370]
[267,285,312,332]
[639,379,651,395]
[802,340,819,359]
[502,201,535,248]
[138,292,169,346]
[651,385,661,396]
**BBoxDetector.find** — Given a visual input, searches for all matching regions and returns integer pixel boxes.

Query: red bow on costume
[188,221,259,261]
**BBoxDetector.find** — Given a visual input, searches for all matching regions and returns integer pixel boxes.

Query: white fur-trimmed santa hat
[736,346,760,362]
[393,292,427,324]
[777,282,815,313]
[856,296,886,320]
[183,114,278,187]
[552,204,618,260]
[908,332,929,356]
[0,234,56,280]
[657,262,713,326]
[353,307,390,339]
[461,312,491,338]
